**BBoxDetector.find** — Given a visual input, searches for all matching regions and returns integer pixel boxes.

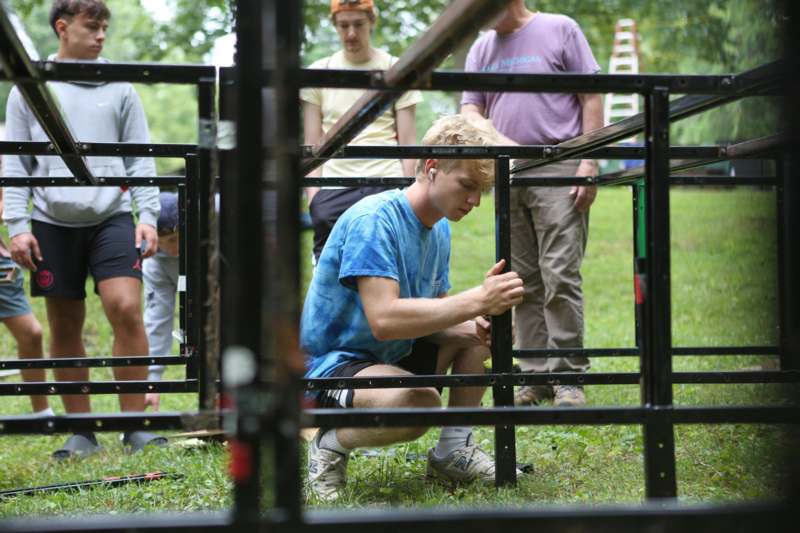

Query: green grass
[0,187,792,517]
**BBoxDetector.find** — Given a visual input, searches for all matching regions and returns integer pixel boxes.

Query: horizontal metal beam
[301,176,779,188]
[597,135,786,184]
[515,346,779,358]
[292,66,784,95]
[2,405,796,437]
[0,380,198,396]
[300,406,800,428]
[0,502,791,533]
[0,60,216,84]
[0,5,96,184]
[301,0,512,176]
[300,144,756,160]
[0,410,218,435]
[0,141,197,157]
[303,370,799,390]
[0,176,185,186]
[0,356,188,370]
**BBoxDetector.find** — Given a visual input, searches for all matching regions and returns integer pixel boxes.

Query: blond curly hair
[416,114,503,191]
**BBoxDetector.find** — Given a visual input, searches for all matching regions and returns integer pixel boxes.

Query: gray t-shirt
[462,13,600,145]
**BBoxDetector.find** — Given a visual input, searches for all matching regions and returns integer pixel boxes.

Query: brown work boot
[553,385,586,407]
[513,384,554,406]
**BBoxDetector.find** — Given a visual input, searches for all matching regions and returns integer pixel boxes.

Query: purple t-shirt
[462,13,600,145]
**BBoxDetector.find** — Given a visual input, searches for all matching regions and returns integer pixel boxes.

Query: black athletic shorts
[315,339,440,409]
[309,186,390,260]
[31,213,142,299]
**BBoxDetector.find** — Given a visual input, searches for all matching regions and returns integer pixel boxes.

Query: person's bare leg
[3,314,48,412]
[335,364,440,449]
[436,343,490,407]
[97,277,149,412]
[46,297,90,413]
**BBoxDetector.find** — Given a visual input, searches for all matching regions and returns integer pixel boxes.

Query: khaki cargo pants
[510,160,590,373]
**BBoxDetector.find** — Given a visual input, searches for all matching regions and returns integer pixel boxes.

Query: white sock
[34,407,54,417]
[434,426,472,458]
[317,429,351,455]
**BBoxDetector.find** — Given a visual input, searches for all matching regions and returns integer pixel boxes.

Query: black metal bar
[2,60,217,84]
[230,0,267,523]
[301,0,513,176]
[0,380,197,395]
[299,406,800,428]
[0,411,213,434]
[1,405,798,437]
[0,356,187,370]
[5,369,794,399]
[641,87,678,498]
[301,370,799,390]
[184,156,200,384]
[301,144,733,160]
[595,135,787,184]
[289,62,784,95]
[0,501,792,533]
[514,345,778,358]
[299,176,779,189]
[178,183,189,373]
[197,79,217,411]
[776,156,795,370]
[0,176,185,186]
[668,176,778,186]
[272,0,304,520]
[0,141,196,157]
[0,5,96,184]
[492,156,516,487]
[632,180,645,351]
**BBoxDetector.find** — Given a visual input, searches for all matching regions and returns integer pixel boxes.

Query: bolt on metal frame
[0,0,797,531]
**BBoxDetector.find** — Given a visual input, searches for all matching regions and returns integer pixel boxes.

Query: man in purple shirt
[461,1,603,407]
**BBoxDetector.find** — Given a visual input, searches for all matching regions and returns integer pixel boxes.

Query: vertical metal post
[229,0,267,523]
[632,179,646,349]
[197,79,218,410]
[641,87,678,498]
[492,155,517,487]
[271,0,304,520]
[178,183,188,366]
[184,155,200,383]
[217,69,236,353]
[775,156,796,370]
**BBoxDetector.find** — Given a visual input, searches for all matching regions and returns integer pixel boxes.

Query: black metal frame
[1,0,797,531]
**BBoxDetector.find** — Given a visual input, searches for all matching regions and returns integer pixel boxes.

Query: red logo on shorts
[36,269,54,290]
[132,258,142,271]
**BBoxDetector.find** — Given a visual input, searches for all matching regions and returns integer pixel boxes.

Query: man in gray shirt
[2,0,165,458]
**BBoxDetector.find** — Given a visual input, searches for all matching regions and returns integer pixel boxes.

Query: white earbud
[429,169,436,180]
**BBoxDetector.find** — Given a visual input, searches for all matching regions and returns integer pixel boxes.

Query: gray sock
[317,429,350,455]
[434,426,472,458]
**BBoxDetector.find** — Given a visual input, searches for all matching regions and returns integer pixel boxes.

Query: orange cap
[330,0,374,15]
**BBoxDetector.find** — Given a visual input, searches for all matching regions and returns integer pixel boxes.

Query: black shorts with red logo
[30,213,142,299]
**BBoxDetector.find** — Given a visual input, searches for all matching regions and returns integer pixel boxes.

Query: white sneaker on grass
[307,430,349,502]
[426,433,495,483]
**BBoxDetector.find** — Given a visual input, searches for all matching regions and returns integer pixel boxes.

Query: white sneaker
[307,430,348,502]
[426,433,495,483]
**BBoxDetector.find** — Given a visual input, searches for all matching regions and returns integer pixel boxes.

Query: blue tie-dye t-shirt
[301,189,451,378]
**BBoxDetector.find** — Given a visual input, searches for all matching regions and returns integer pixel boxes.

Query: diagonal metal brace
[0,3,96,184]
[300,0,513,176]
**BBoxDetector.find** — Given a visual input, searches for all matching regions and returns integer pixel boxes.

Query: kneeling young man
[301,115,524,501]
